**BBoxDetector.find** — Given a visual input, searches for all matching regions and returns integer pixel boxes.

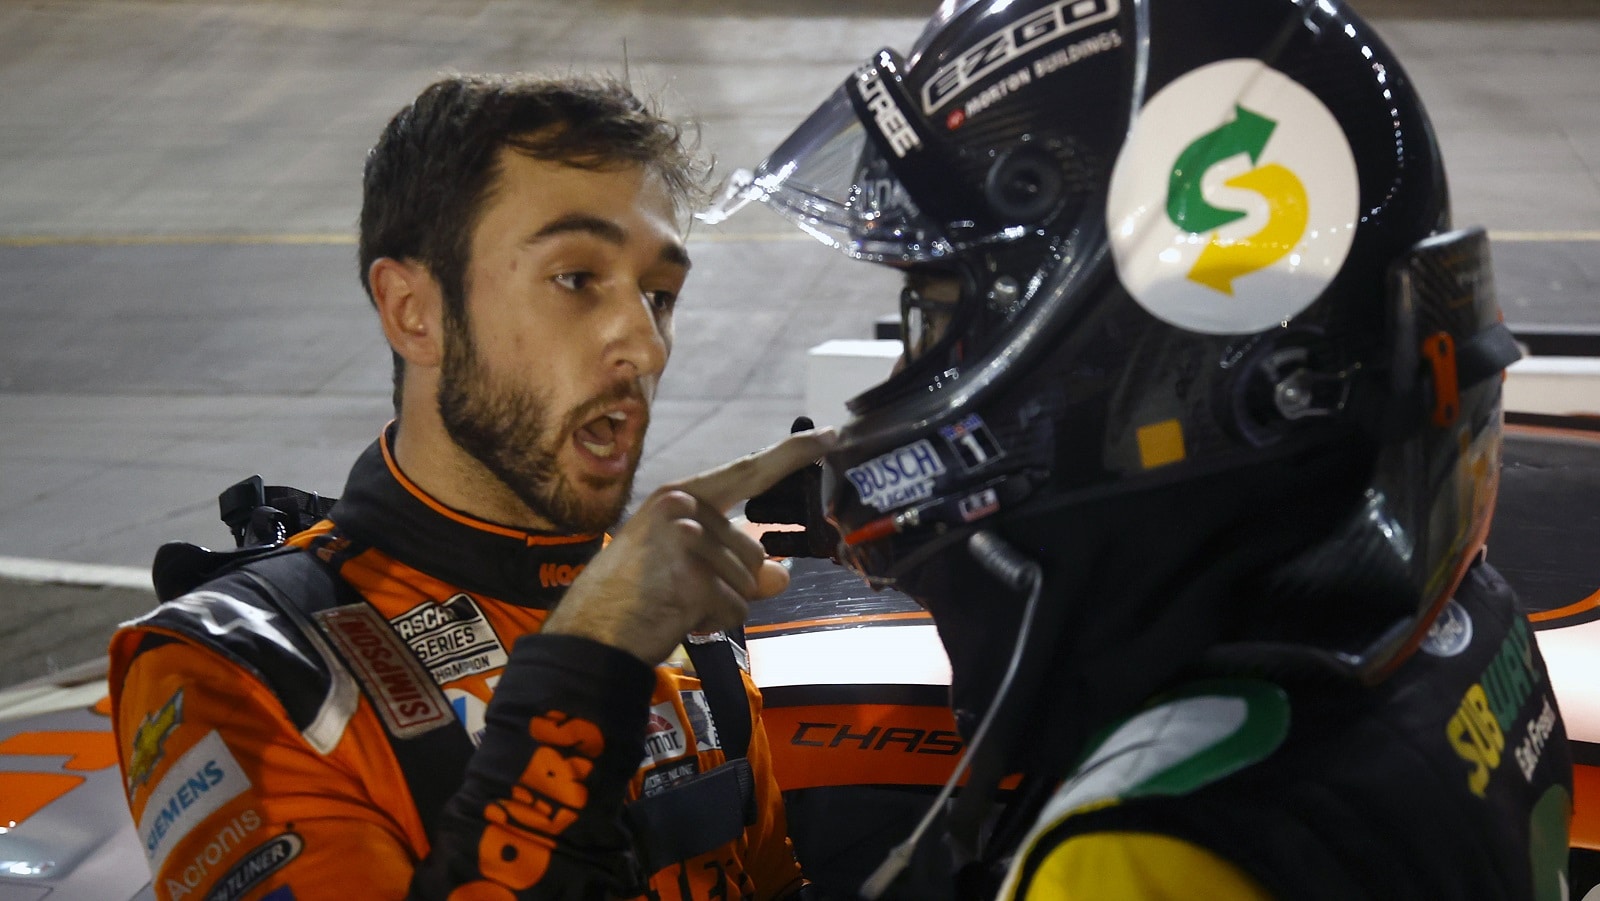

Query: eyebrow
[528,213,691,269]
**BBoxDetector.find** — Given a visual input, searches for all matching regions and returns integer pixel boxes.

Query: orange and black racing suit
[108,426,805,901]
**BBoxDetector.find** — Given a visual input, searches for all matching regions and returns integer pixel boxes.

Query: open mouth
[573,406,645,470]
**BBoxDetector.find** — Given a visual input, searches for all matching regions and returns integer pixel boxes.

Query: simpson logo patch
[128,687,184,792]
[314,603,453,738]
[137,730,252,867]
[846,440,948,512]
[388,594,509,685]
[204,831,303,901]
[641,702,691,767]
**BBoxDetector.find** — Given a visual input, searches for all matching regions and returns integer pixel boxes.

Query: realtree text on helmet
[856,69,922,158]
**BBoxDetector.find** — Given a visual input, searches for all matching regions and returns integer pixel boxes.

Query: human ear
[369,257,444,369]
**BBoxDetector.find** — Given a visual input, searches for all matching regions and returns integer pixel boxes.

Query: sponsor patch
[539,562,584,588]
[1517,696,1558,782]
[922,0,1120,114]
[946,27,1122,130]
[1447,617,1544,796]
[446,685,491,747]
[315,603,454,739]
[1420,599,1474,658]
[640,759,700,799]
[137,731,252,867]
[856,67,921,158]
[640,702,691,767]
[128,687,185,792]
[679,690,721,753]
[1107,59,1360,334]
[939,414,1003,470]
[845,439,948,512]
[958,489,1001,523]
[203,832,303,901]
[163,809,263,900]
[388,594,509,685]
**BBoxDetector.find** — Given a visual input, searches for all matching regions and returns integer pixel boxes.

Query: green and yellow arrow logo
[1167,105,1308,295]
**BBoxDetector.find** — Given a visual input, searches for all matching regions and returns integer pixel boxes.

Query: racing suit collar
[326,424,607,608]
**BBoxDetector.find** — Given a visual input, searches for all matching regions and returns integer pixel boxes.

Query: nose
[603,289,670,382]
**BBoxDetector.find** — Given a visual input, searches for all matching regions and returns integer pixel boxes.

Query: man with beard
[108,74,829,901]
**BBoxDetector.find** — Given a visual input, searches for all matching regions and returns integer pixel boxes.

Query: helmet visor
[699,80,954,264]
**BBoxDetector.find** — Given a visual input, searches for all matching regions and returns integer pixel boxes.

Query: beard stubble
[436,314,646,534]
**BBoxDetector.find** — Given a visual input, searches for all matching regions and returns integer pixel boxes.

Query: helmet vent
[984,145,1064,224]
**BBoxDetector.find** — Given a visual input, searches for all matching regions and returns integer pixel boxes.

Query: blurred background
[0,0,1596,685]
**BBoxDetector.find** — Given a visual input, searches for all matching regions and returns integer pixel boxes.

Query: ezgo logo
[1107,59,1359,334]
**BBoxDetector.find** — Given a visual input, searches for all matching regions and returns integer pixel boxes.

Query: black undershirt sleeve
[408,633,655,900]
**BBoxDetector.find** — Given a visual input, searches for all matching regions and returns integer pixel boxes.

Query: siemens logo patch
[846,440,948,512]
[137,730,252,868]
[389,594,508,685]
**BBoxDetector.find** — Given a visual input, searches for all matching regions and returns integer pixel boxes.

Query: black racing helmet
[708,0,1520,757]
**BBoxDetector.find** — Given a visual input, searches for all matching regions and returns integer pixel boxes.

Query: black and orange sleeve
[407,633,656,900]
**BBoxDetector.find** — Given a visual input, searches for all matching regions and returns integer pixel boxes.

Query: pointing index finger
[672,428,838,514]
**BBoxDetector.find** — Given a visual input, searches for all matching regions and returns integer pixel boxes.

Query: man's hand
[542,428,837,665]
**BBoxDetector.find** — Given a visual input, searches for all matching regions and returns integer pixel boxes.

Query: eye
[645,289,678,312]
[552,271,594,292]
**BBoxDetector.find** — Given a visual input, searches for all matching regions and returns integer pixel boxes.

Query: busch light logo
[846,440,948,512]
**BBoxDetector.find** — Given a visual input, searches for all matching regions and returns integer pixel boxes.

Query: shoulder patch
[137,730,253,868]
[1054,679,1289,814]
[313,603,454,739]
[998,680,1288,899]
[204,831,304,901]
[128,687,185,792]
[386,594,509,685]
[641,701,693,767]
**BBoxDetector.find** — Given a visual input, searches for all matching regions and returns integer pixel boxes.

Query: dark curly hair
[358,73,710,410]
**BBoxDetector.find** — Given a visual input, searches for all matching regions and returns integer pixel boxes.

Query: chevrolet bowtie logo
[126,687,184,792]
